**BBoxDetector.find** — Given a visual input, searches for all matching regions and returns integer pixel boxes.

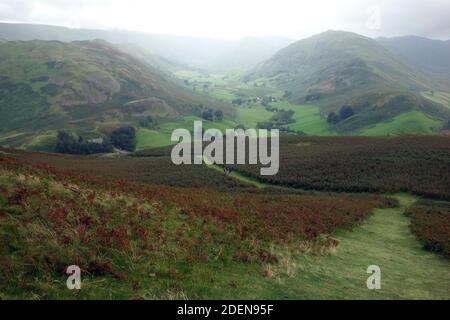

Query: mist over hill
[0,23,292,71]
[0,39,229,148]
[208,36,294,72]
[1,23,449,140]
[377,36,450,90]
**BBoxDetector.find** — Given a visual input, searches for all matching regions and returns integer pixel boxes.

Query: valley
[1,30,450,153]
[0,21,449,301]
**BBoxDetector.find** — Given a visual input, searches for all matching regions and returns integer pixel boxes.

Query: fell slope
[245,31,449,133]
[0,40,228,148]
[377,36,450,90]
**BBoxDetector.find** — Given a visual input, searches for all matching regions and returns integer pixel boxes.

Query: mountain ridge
[0,39,230,149]
[244,30,449,133]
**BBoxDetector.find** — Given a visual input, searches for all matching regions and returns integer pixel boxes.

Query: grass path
[202,165,450,299]
[254,194,449,299]
[264,194,449,299]
[206,162,271,189]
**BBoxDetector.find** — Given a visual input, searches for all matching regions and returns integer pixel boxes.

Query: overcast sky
[0,0,449,40]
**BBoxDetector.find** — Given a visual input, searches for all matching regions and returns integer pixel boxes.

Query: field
[172,70,335,135]
[422,91,450,109]
[236,105,273,128]
[136,116,239,150]
[361,111,444,136]
[271,102,335,135]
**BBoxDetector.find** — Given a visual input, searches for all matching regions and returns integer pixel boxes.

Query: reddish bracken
[0,155,386,283]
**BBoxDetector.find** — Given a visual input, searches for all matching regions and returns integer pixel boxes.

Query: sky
[0,0,449,40]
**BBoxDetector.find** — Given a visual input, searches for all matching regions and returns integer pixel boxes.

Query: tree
[214,110,224,122]
[327,112,339,124]
[201,109,214,121]
[443,119,450,130]
[283,90,293,98]
[56,131,77,154]
[55,131,113,155]
[339,105,355,120]
[140,116,157,129]
[110,126,136,152]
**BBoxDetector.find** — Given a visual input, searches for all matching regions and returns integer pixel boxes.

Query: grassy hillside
[334,92,449,134]
[1,149,449,299]
[361,111,444,136]
[0,40,230,149]
[244,31,449,134]
[0,154,393,299]
[0,23,291,71]
[378,36,450,90]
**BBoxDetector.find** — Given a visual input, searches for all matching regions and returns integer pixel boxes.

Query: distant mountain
[0,39,228,148]
[114,42,188,74]
[377,36,450,90]
[0,23,290,71]
[208,36,294,72]
[245,31,449,133]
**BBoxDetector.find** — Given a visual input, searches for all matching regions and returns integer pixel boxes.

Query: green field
[175,70,284,102]
[236,105,273,128]
[422,91,450,109]
[136,71,449,152]
[136,116,239,150]
[271,102,335,135]
[136,128,174,149]
[361,111,444,136]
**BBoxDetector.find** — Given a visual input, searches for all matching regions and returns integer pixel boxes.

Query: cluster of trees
[261,96,278,107]
[283,90,293,98]
[257,110,295,129]
[139,116,158,129]
[201,109,224,122]
[443,119,450,130]
[55,131,113,155]
[327,105,355,124]
[110,126,136,152]
[231,97,260,106]
[55,126,137,155]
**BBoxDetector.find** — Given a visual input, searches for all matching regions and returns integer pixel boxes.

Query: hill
[0,40,229,149]
[377,36,450,90]
[244,31,450,133]
[0,23,290,71]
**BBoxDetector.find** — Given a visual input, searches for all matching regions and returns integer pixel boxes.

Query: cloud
[0,0,449,39]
